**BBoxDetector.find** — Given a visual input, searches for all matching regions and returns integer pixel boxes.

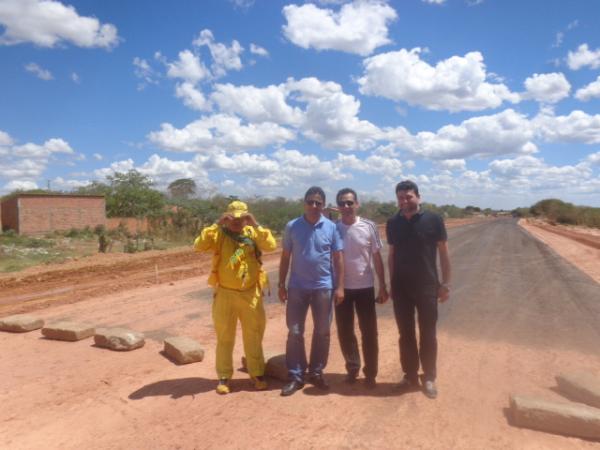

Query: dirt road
[1,218,600,449]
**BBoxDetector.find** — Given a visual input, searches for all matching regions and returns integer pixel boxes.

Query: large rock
[94,328,145,351]
[510,394,600,440]
[42,321,94,341]
[163,336,204,364]
[556,372,600,409]
[242,353,288,381]
[0,314,44,332]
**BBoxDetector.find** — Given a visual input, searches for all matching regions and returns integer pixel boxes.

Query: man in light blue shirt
[278,186,344,396]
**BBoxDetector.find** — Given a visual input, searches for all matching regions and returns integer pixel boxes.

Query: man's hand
[438,285,450,303]
[334,287,344,305]
[217,213,233,226]
[278,285,287,304]
[376,285,389,304]
[244,213,259,227]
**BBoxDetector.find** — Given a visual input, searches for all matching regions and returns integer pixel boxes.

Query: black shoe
[364,377,377,389]
[423,380,438,399]
[394,376,420,393]
[344,372,358,384]
[281,380,304,397]
[308,374,330,391]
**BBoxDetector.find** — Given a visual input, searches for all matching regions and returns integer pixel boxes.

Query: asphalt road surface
[264,217,600,352]
[438,218,600,355]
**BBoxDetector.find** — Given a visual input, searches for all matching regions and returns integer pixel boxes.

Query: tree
[103,170,165,217]
[168,178,197,200]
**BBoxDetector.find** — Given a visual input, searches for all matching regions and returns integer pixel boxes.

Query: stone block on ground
[0,314,44,332]
[242,353,287,381]
[163,336,204,364]
[509,394,600,440]
[42,321,95,341]
[556,372,600,409]
[94,328,145,351]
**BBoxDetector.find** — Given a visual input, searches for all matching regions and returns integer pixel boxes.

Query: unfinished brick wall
[1,195,106,235]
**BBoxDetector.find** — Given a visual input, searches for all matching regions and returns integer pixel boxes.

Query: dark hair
[304,186,325,203]
[395,180,420,196]
[336,188,358,204]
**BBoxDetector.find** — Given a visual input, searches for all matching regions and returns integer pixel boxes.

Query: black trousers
[392,286,438,382]
[335,287,378,379]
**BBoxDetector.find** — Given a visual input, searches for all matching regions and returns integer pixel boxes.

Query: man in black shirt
[386,180,451,399]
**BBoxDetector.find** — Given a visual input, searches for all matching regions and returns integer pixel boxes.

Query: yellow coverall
[194,224,277,379]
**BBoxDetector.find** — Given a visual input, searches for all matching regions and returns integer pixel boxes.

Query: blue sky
[1,0,600,209]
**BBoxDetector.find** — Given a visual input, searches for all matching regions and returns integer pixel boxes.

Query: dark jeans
[335,287,378,379]
[392,285,438,382]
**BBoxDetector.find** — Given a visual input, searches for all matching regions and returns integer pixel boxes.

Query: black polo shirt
[386,209,447,290]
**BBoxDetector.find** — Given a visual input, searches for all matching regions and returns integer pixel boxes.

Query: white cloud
[395,109,536,159]
[575,76,600,101]
[489,155,590,191]
[148,114,295,153]
[0,130,14,146]
[13,138,74,158]
[272,148,349,184]
[211,83,303,126]
[250,43,268,57]
[24,62,53,80]
[133,57,159,90]
[93,153,103,161]
[206,152,279,177]
[0,134,76,188]
[422,0,446,4]
[166,49,209,84]
[50,176,89,190]
[0,0,118,49]
[3,180,38,191]
[286,77,382,150]
[208,77,384,151]
[534,109,600,144]
[567,44,600,70]
[553,32,564,49]
[437,159,466,171]
[359,48,519,112]
[586,151,600,165]
[282,0,397,56]
[71,72,80,83]
[175,82,211,111]
[193,29,243,77]
[300,87,381,150]
[523,72,570,103]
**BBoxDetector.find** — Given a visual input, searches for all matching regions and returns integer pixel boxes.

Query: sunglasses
[305,200,323,207]
[337,200,355,207]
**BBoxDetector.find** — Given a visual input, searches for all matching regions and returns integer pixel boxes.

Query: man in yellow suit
[194,200,277,394]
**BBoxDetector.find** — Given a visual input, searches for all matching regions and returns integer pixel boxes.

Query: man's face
[396,189,420,214]
[304,193,324,220]
[337,192,358,221]
[228,217,246,233]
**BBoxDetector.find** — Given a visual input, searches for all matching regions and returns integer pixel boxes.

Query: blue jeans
[285,288,333,382]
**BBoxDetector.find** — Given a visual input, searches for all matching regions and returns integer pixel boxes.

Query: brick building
[1,194,106,235]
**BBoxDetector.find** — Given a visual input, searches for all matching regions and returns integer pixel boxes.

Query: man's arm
[278,249,291,304]
[333,250,344,305]
[437,240,451,303]
[373,251,389,304]
[387,245,395,299]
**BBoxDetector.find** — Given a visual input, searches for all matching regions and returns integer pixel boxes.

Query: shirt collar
[302,214,325,227]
